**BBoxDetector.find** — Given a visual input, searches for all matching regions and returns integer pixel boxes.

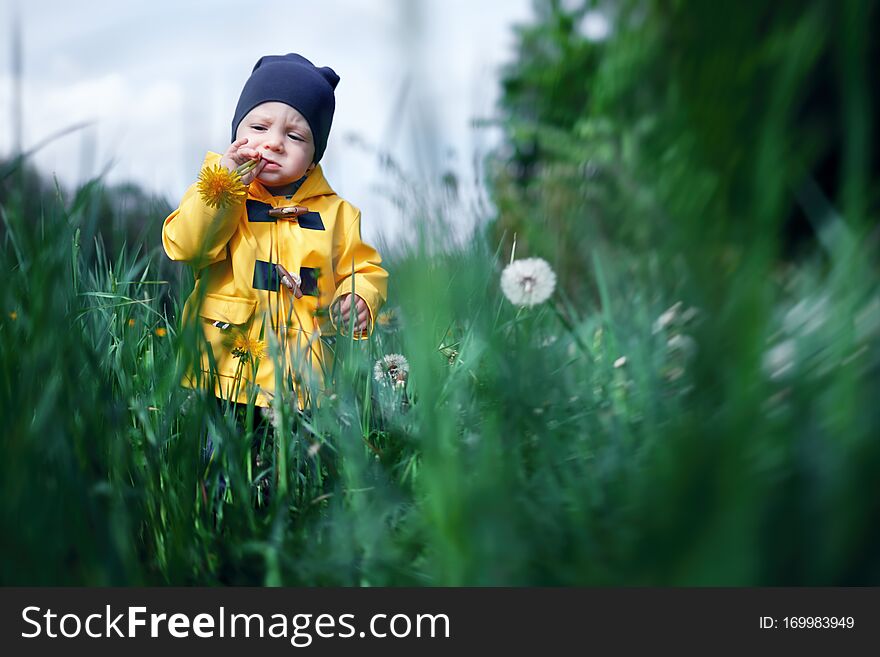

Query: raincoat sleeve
[162,152,243,270]
[330,203,388,338]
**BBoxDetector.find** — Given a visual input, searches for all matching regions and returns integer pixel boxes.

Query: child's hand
[332,294,370,335]
[220,138,265,185]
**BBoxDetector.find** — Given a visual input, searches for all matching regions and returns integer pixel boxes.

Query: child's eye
[251,125,267,131]
[288,134,303,141]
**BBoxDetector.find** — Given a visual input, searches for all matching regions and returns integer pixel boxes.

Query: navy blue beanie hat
[231,53,339,163]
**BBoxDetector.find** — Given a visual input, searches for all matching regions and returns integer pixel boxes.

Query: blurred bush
[488,0,879,298]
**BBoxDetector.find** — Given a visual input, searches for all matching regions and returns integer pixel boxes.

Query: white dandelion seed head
[501,257,557,307]
[578,10,611,42]
[784,295,829,336]
[260,403,284,433]
[613,356,627,368]
[260,405,277,429]
[763,340,796,380]
[666,366,685,381]
[681,306,700,324]
[179,391,196,416]
[653,301,682,334]
[374,353,410,387]
[666,334,698,360]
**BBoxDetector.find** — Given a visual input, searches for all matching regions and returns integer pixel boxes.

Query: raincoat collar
[263,175,307,199]
[249,163,335,206]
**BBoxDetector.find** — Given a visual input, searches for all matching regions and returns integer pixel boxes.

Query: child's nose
[262,133,284,151]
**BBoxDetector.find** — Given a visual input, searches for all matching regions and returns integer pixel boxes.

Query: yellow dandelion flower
[154,327,167,337]
[376,307,401,331]
[196,159,258,209]
[9,311,17,321]
[230,333,267,363]
[128,318,136,327]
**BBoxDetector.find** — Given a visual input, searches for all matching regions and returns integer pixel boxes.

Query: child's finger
[225,139,247,158]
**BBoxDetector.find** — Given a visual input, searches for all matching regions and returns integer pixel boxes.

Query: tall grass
[2,155,877,585]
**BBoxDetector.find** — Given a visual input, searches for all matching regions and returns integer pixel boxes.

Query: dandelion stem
[235,159,260,176]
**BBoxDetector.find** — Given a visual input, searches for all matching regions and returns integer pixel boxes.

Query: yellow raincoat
[162,151,388,407]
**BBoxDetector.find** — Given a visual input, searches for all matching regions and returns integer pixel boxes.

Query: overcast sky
[0,0,535,246]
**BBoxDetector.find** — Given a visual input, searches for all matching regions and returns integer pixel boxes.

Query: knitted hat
[231,53,339,163]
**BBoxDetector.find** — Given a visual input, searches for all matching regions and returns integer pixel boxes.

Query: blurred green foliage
[490,0,878,296]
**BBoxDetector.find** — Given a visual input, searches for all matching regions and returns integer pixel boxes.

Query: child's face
[235,102,317,186]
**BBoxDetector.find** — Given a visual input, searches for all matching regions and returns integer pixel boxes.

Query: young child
[163,53,388,411]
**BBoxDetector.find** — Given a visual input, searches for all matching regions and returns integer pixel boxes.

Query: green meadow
[2,0,878,585]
